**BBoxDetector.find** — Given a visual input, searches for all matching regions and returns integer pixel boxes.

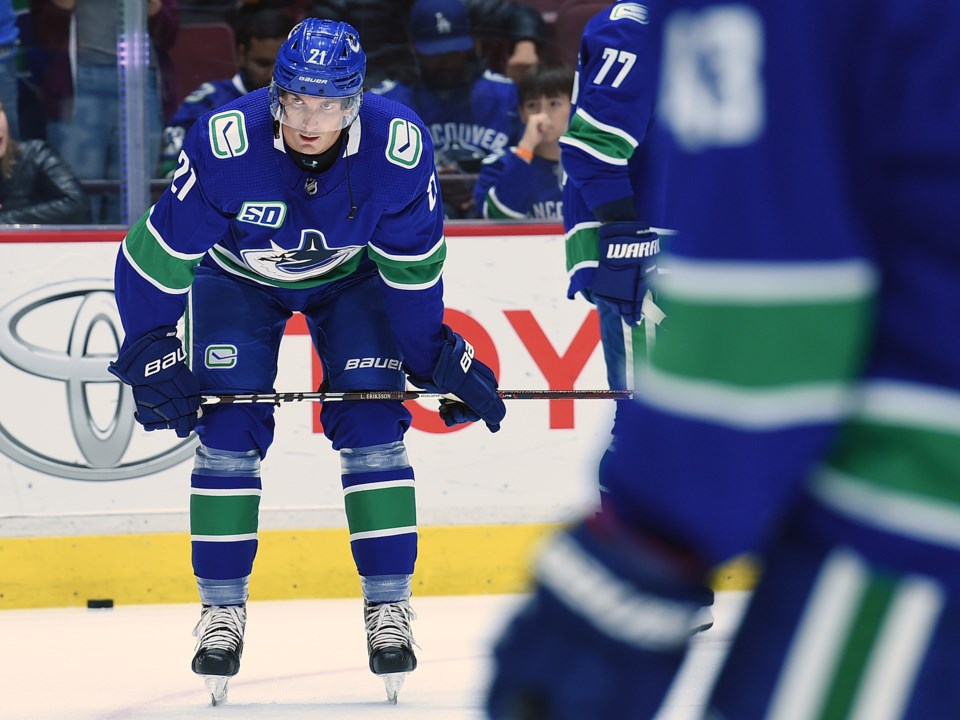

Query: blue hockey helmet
[270,19,366,133]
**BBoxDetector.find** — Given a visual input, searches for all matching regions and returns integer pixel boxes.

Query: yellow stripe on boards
[0,524,760,609]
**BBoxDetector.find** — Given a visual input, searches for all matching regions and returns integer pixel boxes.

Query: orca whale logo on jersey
[386,118,423,168]
[208,110,249,159]
[239,230,364,280]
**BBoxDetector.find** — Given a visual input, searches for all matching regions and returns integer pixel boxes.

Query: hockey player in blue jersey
[371,0,521,218]
[158,8,295,177]
[107,18,505,706]
[487,0,960,718]
[559,0,668,394]
[474,64,573,221]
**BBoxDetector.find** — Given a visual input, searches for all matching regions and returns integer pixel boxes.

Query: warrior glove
[594,221,661,326]
[410,325,506,433]
[487,514,714,720]
[108,327,200,438]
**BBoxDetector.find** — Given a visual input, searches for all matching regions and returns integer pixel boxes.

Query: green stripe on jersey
[820,575,895,718]
[566,224,599,271]
[564,111,636,162]
[828,421,960,505]
[650,296,873,388]
[190,493,261,536]
[123,213,204,293]
[369,240,446,288]
[344,485,416,536]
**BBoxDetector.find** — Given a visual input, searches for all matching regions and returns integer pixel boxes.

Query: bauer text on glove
[108,327,201,438]
[409,325,506,432]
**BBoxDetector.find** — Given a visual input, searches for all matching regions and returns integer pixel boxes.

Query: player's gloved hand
[108,326,200,438]
[410,325,506,432]
[487,513,713,720]
[593,221,661,326]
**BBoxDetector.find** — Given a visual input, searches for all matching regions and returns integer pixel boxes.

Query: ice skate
[191,603,246,706]
[364,599,418,703]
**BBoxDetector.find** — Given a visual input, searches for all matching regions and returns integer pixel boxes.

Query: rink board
[0,226,756,608]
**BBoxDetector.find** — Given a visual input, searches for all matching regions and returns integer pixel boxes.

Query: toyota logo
[0,280,196,480]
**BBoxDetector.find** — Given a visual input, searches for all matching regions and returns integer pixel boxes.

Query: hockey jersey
[160,75,249,174]
[560,1,667,299]
[372,70,521,169]
[115,89,447,378]
[605,0,960,585]
[474,148,563,220]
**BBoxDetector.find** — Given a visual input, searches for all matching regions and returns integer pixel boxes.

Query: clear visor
[270,85,362,134]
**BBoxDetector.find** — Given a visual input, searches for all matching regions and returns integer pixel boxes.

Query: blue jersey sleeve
[115,122,230,347]
[560,3,661,218]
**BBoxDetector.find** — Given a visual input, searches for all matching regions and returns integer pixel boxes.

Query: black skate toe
[369,646,417,675]
[192,648,241,677]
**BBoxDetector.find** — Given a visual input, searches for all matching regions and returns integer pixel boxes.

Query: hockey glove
[108,327,200,438]
[410,325,506,433]
[593,221,661,326]
[487,515,714,720]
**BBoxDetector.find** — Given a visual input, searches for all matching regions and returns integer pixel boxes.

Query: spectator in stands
[372,0,522,219]
[159,7,295,177]
[308,0,546,86]
[0,99,90,224]
[474,63,573,220]
[29,0,179,224]
[0,1,18,139]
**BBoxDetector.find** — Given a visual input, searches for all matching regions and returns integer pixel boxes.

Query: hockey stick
[200,389,632,406]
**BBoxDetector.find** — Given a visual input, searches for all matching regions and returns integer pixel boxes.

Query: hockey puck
[86,598,114,609]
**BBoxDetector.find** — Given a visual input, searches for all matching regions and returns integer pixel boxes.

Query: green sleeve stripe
[190,493,261,536]
[561,110,637,164]
[565,223,599,272]
[659,257,878,303]
[344,485,417,536]
[122,213,205,293]
[485,188,526,219]
[821,576,895,719]
[811,467,960,550]
[369,237,446,290]
[827,424,960,504]
[635,365,854,430]
[651,297,874,387]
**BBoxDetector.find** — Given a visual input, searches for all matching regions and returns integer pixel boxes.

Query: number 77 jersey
[559,1,670,300]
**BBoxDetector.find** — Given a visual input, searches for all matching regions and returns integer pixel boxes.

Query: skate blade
[203,675,230,706]
[380,672,409,704]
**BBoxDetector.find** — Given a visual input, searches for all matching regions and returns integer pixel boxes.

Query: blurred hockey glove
[108,327,200,438]
[593,221,661,326]
[487,514,713,720]
[410,325,506,432]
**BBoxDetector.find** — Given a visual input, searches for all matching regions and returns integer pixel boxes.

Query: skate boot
[364,599,418,703]
[191,603,246,706]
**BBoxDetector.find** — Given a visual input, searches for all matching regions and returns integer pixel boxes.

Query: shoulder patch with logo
[237,201,287,228]
[385,118,423,168]
[208,110,249,159]
[611,3,648,23]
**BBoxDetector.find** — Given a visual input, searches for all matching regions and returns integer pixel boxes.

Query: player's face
[241,37,285,90]
[277,91,359,133]
[520,94,572,142]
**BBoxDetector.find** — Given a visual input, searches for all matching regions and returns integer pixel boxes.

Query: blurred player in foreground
[487,0,960,718]
[108,18,505,707]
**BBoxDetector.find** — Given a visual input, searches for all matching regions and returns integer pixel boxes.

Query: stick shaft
[200,389,632,405]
